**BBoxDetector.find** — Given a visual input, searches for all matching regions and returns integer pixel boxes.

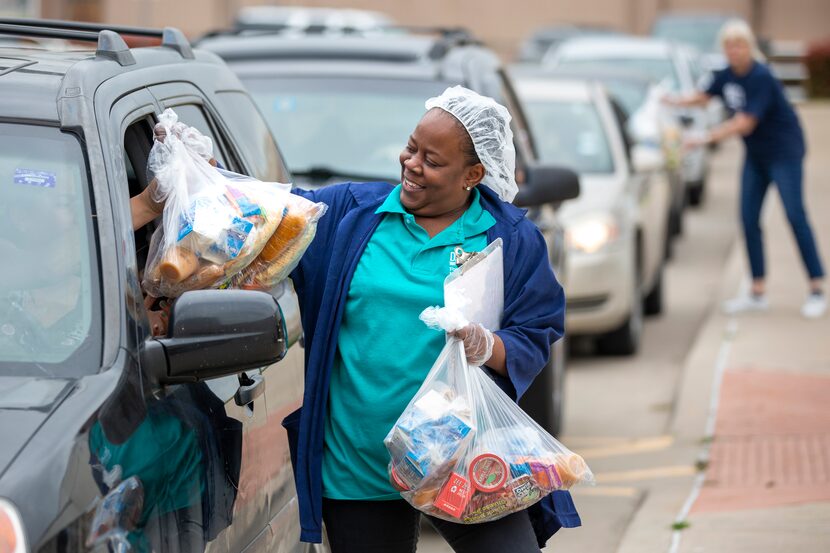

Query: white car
[545,35,713,207]
[514,76,671,355]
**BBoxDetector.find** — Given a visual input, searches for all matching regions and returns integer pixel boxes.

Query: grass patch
[671,520,691,531]
[695,459,710,472]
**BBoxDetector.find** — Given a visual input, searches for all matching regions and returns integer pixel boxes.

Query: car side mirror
[143,289,287,384]
[514,164,580,207]
[631,144,665,173]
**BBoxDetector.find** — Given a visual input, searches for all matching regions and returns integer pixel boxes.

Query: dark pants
[322,498,541,553]
[740,155,824,280]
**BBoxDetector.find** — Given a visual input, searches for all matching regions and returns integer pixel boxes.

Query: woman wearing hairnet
[285,86,575,552]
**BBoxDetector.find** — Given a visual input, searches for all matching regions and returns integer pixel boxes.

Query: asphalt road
[417,137,744,553]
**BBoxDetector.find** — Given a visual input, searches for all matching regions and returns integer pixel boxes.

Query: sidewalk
[618,102,830,552]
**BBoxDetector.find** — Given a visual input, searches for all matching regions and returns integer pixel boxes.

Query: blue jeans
[740,155,825,280]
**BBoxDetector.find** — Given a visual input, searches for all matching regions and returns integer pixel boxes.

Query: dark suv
[0,19,313,553]
[198,27,578,435]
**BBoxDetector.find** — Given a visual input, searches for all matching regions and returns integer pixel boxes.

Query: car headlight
[0,499,26,553]
[566,217,619,254]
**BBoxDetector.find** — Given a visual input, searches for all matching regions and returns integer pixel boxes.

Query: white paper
[443,238,504,331]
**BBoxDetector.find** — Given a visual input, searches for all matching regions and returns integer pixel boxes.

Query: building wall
[38,0,830,59]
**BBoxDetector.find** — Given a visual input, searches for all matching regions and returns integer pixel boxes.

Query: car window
[652,19,723,54]
[557,57,681,91]
[522,99,615,174]
[600,79,649,117]
[241,76,448,182]
[214,91,292,183]
[168,103,230,169]
[0,123,102,376]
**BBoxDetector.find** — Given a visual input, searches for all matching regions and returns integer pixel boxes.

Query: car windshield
[599,79,650,116]
[241,77,450,182]
[523,99,614,174]
[0,123,101,377]
[557,57,680,91]
[653,19,723,54]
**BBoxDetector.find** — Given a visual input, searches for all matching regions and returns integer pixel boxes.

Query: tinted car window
[215,91,292,183]
[169,103,230,169]
[599,79,649,116]
[241,77,448,181]
[0,124,101,376]
[523,100,615,174]
[557,58,681,91]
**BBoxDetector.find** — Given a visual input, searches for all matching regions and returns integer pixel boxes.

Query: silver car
[545,35,713,208]
[514,76,671,355]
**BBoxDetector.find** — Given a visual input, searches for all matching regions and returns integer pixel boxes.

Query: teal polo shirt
[322,185,496,500]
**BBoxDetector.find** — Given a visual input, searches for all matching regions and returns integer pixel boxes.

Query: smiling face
[399,108,485,218]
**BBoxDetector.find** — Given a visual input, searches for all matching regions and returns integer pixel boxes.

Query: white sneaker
[801,293,827,319]
[722,294,769,315]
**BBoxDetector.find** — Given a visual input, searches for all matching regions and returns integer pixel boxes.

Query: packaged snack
[385,335,593,524]
[141,109,325,297]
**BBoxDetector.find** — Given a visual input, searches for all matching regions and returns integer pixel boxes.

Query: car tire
[519,338,566,436]
[643,267,664,316]
[597,272,643,356]
[687,178,706,207]
[670,204,684,237]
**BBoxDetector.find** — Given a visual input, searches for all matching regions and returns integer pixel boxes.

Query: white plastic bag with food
[385,335,593,524]
[384,243,593,524]
[141,109,325,297]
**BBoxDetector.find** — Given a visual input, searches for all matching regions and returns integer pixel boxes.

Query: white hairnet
[425,86,517,203]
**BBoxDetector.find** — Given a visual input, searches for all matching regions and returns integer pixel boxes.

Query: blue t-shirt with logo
[706,62,804,160]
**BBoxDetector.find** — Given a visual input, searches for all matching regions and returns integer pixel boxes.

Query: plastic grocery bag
[142,109,325,297]
[385,333,593,524]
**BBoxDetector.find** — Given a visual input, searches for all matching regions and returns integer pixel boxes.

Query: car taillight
[0,499,25,553]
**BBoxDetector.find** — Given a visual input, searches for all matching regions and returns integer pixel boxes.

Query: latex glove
[450,323,495,367]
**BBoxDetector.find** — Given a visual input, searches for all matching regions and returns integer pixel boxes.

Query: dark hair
[433,108,481,167]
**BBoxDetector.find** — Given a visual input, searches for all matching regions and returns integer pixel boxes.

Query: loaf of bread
[158,246,199,283]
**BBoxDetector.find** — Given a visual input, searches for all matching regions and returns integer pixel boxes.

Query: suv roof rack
[0,18,194,65]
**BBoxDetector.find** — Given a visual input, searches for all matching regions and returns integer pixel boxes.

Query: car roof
[0,28,228,122]
[512,75,598,103]
[511,63,654,85]
[235,6,394,30]
[198,31,499,85]
[553,35,675,60]
[197,33,436,63]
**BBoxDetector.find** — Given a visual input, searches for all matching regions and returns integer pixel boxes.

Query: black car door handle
[234,373,264,407]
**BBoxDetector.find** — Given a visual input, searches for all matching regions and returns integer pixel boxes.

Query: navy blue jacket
[284,182,581,545]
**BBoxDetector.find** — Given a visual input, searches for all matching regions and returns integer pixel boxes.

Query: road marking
[595,465,697,484]
[573,486,641,498]
[668,318,739,553]
[578,435,674,459]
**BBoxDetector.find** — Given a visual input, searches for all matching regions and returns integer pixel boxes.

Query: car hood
[557,173,625,223]
[0,377,73,476]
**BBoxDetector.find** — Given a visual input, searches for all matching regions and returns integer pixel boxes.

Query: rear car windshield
[557,58,680,91]
[652,19,722,54]
[241,77,449,182]
[0,124,101,377]
[599,79,649,116]
[523,100,615,174]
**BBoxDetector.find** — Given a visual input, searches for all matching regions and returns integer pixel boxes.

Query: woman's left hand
[450,323,495,366]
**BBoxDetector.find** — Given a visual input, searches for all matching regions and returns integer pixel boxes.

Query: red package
[434,472,471,518]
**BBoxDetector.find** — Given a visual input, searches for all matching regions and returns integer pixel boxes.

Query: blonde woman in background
[666,19,825,318]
